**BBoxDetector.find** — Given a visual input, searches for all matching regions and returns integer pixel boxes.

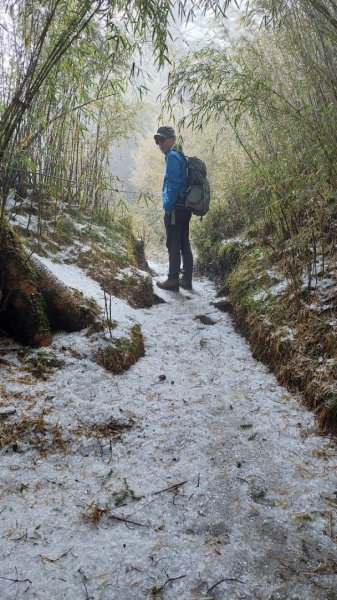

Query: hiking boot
[156,277,179,291]
[179,277,192,291]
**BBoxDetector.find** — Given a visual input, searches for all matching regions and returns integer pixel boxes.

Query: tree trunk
[0,218,99,347]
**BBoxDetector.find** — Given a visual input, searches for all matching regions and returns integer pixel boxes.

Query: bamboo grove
[0,0,229,227]
[164,0,337,290]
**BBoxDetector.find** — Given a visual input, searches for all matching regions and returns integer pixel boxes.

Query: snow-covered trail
[1,261,337,600]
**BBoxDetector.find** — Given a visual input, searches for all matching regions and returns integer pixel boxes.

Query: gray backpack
[184,156,210,217]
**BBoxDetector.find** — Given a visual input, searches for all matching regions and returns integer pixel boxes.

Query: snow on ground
[35,255,137,330]
[10,212,39,231]
[1,261,337,600]
[220,236,251,248]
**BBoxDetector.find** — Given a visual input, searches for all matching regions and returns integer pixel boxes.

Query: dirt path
[0,261,337,600]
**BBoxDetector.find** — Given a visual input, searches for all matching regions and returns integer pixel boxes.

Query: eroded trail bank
[0,261,337,600]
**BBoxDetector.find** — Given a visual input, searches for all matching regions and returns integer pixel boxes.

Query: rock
[216,283,229,297]
[0,407,16,418]
[212,298,232,312]
[159,374,166,381]
[153,293,166,304]
[194,314,217,325]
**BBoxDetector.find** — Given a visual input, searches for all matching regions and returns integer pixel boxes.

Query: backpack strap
[173,149,190,207]
[173,145,189,180]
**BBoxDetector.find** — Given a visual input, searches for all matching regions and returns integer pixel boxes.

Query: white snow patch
[270,279,289,295]
[5,189,16,209]
[266,268,281,279]
[303,275,335,291]
[35,255,137,326]
[11,212,39,231]
[273,326,296,341]
[252,279,288,302]
[80,242,91,252]
[73,222,87,231]
[116,266,151,280]
[252,289,268,301]
[220,235,250,247]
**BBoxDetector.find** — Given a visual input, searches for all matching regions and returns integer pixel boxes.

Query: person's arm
[163,152,181,214]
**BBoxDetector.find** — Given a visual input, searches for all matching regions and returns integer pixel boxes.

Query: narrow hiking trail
[1,260,337,600]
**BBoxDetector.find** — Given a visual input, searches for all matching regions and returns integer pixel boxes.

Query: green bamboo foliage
[0,0,228,228]
[1,2,136,225]
[164,0,337,286]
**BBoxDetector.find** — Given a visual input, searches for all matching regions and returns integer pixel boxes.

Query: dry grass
[92,418,134,436]
[94,324,145,374]
[81,500,108,525]
[0,412,135,455]
[319,396,337,431]
[96,270,154,309]
[0,387,42,409]
[19,349,65,380]
[73,220,154,308]
[85,320,108,337]
[0,413,68,454]
[74,417,135,439]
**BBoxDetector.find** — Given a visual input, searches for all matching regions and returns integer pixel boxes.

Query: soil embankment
[209,236,337,433]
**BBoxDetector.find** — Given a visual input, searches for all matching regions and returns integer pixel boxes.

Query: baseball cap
[154,125,176,143]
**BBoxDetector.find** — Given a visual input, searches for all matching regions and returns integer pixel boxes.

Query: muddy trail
[0,260,337,600]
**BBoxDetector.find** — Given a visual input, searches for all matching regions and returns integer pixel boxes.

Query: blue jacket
[162,148,188,214]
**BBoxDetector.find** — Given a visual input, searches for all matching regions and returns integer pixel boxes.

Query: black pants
[164,209,193,282]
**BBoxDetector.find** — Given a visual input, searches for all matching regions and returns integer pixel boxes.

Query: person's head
[154,125,176,153]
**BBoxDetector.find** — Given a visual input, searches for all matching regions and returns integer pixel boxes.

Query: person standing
[154,125,193,291]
